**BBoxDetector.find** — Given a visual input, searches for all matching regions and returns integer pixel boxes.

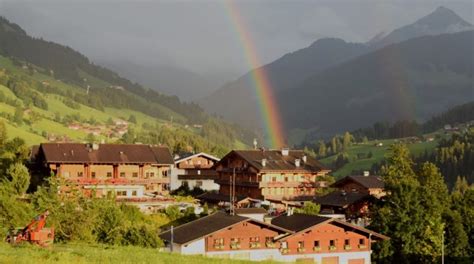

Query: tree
[371,144,443,263]
[13,106,23,125]
[317,140,327,157]
[343,131,352,150]
[0,121,6,147]
[5,163,30,195]
[442,209,469,258]
[128,115,137,124]
[295,202,320,215]
[85,133,96,143]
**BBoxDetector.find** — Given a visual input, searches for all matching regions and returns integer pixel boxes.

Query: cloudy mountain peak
[370,6,473,47]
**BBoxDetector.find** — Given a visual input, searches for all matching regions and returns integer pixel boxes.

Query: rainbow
[223,0,286,148]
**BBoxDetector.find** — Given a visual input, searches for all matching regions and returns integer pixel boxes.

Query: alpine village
[0,3,473,264]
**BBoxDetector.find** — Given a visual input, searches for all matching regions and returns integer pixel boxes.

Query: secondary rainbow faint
[223,0,286,149]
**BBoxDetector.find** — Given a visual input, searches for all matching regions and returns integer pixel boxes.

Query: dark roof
[160,212,248,244]
[333,175,384,189]
[235,208,267,214]
[160,211,293,244]
[313,191,370,207]
[197,192,249,203]
[174,152,220,163]
[39,143,173,164]
[271,214,330,232]
[218,150,328,173]
[30,145,40,161]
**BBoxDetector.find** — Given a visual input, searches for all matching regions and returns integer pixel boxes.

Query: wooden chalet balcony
[177,174,218,180]
[215,179,259,187]
[259,181,319,188]
[66,177,169,185]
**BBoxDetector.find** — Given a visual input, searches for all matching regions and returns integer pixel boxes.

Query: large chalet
[33,143,174,199]
[214,149,330,203]
[160,211,388,263]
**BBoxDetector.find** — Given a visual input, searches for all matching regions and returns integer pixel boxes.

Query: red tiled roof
[40,143,173,164]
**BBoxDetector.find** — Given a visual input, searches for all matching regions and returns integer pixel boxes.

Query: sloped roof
[160,212,247,244]
[218,150,328,173]
[271,214,330,232]
[235,208,267,214]
[272,214,389,241]
[174,152,220,164]
[40,143,173,164]
[333,175,384,189]
[313,191,370,208]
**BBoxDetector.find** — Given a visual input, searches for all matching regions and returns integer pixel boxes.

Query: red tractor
[5,210,54,246]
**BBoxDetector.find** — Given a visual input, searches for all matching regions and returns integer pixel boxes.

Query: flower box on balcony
[358,245,367,249]
[313,246,321,252]
[329,246,337,251]
[281,248,289,254]
[297,248,306,253]
[344,245,352,250]
[213,244,224,249]
[250,242,261,248]
[230,243,241,249]
[265,242,275,248]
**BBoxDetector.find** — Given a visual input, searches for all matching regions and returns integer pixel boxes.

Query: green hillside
[0,55,248,156]
[320,134,442,178]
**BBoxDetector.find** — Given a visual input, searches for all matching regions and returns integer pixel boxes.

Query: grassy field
[320,136,441,178]
[0,242,272,264]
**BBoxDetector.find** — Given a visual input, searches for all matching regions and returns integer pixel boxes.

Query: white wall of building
[170,168,219,191]
[84,185,145,198]
[181,238,206,255]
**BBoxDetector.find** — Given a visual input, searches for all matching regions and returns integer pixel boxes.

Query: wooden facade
[215,150,329,202]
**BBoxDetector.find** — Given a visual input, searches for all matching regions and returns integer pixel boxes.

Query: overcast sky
[0,0,472,77]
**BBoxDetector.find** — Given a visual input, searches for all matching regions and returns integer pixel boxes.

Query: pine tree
[318,140,327,157]
[5,163,30,196]
[343,131,352,150]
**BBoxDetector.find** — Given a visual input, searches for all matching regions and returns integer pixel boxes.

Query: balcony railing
[67,178,169,185]
[344,245,352,250]
[297,247,306,253]
[313,246,321,252]
[213,244,224,250]
[265,241,275,248]
[358,244,367,249]
[329,246,337,251]
[230,243,241,249]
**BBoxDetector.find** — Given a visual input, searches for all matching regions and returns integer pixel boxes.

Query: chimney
[295,159,301,167]
[281,148,289,156]
[253,138,258,150]
[263,216,272,224]
[287,207,293,216]
[302,155,307,163]
[92,143,99,150]
[363,171,370,177]
[261,158,267,167]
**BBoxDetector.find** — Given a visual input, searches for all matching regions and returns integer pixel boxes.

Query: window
[132,172,138,178]
[272,177,277,182]
[249,237,260,242]
[330,240,335,247]
[297,241,304,248]
[91,172,96,178]
[150,172,155,177]
[162,184,169,191]
[132,190,137,196]
[314,241,320,247]
[162,170,168,177]
[359,239,365,245]
[196,181,203,187]
[106,172,112,177]
[77,172,83,177]
[345,239,350,246]
[116,191,127,196]
[120,172,125,177]
[284,177,288,182]
[213,238,224,249]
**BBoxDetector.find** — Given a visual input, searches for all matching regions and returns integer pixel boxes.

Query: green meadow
[0,242,272,264]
